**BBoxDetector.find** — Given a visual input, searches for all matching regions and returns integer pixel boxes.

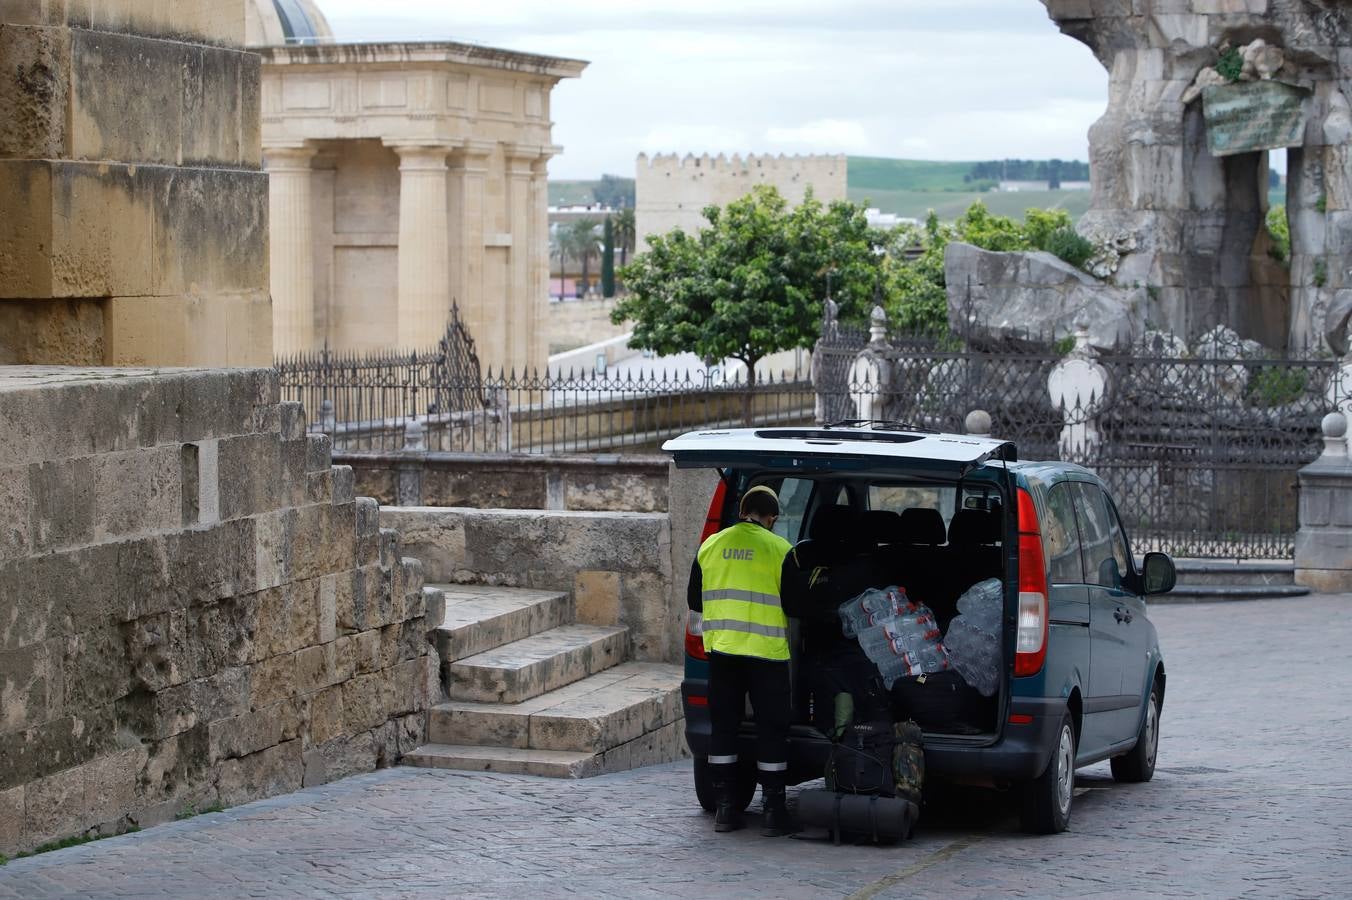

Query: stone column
[391,143,453,350]
[266,144,318,355]
[506,145,536,374]
[530,148,558,372]
[449,141,495,368]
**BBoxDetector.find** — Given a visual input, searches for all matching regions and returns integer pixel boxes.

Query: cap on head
[739,485,780,519]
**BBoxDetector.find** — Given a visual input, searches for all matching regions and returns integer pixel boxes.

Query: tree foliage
[612,186,885,381]
[880,202,1092,336]
[592,174,635,209]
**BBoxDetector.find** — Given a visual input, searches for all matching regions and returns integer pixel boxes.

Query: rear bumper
[683,679,1063,783]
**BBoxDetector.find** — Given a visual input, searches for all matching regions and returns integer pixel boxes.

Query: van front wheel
[1020,715,1075,834]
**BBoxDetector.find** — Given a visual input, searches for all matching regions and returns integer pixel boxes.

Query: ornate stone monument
[1040,0,1350,352]
[948,1,1351,355]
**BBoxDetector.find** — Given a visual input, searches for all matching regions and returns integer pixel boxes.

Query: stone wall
[0,368,440,857]
[339,451,669,512]
[635,152,846,251]
[0,1,270,367]
[547,298,630,354]
[381,507,679,662]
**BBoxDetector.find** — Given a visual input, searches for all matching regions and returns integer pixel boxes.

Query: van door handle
[1114,608,1132,624]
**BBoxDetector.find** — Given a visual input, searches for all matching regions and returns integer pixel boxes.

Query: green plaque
[1203,81,1309,157]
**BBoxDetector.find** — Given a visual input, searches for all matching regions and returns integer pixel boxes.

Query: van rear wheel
[1019,715,1075,834]
[692,757,759,813]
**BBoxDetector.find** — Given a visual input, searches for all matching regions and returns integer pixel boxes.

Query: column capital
[450,139,496,173]
[386,142,456,171]
[263,143,318,171]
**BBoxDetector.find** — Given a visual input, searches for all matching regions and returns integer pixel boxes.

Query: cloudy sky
[317,0,1109,179]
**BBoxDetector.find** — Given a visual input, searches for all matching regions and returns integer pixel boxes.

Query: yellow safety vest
[697,522,793,661]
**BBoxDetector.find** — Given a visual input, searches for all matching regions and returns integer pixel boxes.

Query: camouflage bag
[891,720,925,807]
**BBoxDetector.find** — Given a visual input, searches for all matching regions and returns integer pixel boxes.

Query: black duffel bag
[890,670,997,734]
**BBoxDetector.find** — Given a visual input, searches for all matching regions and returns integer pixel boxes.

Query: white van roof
[663,426,1017,474]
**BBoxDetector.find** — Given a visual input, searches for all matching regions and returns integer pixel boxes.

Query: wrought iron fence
[814,324,1342,560]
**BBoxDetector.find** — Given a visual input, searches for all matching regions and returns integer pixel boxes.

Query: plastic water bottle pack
[841,587,949,688]
[838,586,916,639]
[943,578,1003,697]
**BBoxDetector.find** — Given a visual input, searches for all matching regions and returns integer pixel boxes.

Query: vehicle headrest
[948,508,1001,546]
[899,507,946,546]
[808,504,855,542]
[857,509,906,545]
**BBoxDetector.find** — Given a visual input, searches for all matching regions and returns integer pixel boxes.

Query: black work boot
[760,786,794,837]
[713,781,743,833]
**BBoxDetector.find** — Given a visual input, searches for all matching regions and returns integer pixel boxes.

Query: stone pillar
[449,141,495,368]
[391,143,453,350]
[506,145,537,374]
[265,144,318,355]
[530,149,558,371]
[1294,412,1352,592]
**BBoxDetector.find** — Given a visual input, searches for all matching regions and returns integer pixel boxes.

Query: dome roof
[246,0,334,47]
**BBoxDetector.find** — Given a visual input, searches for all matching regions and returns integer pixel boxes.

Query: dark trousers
[708,651,791,791]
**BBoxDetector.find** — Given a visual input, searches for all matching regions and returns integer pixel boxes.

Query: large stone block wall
[0,368,440,857]
[381,507,678,662]
[338,451,669,513]
[0,1,270,368]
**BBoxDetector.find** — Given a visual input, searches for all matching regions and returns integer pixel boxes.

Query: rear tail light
[685,610,708,660]
[700,478,729,543]
[1014,488,1049,677]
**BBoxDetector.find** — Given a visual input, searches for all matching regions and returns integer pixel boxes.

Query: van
[665,424,1176,834]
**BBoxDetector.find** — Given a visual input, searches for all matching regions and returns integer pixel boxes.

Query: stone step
[404,719,688,779]
[428,584,571,663]
[1171,560,1296,588]
[1153,583,1311,605]
[446,624,629,704]
[429,662,683,752]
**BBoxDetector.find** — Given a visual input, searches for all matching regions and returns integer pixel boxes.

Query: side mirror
[1142,552,1176,595]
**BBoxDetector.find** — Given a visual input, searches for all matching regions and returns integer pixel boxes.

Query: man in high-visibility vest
[687,485,795,835]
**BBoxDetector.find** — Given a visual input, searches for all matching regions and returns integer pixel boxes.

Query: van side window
[1044,483,1085,584]
[1072,483,1128,589]
[772,477,814,543]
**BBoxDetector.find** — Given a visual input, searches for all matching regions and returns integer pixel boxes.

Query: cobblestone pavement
[4,594,1350,899]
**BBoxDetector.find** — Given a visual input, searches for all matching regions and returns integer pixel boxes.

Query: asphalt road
[3,594,1349,898]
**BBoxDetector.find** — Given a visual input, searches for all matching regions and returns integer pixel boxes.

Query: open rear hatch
[664,427,1018,478]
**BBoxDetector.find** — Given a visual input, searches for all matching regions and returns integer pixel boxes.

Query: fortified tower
[635,153,847,251]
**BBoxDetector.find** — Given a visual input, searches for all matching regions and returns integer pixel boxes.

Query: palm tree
[565,218,600,297]
[549,228,566,299]
[613,207,636,268]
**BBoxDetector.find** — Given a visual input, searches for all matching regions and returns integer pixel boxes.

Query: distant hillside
[550,180,604,207]
[849,186,1093,223]
[847,158,980,193]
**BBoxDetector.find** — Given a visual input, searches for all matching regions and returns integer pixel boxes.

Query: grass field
[846,157,983,193]
[849,186,1093,222]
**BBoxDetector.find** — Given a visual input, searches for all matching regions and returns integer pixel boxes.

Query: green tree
[601,216,616,298]
[592,174,636,209]
[613,185,885,388]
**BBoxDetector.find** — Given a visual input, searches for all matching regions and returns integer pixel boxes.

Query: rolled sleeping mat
[797,789,918,842]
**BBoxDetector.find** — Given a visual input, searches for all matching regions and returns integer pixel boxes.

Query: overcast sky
[317,0,1108,179]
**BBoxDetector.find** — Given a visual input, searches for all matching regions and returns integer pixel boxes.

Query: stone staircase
[1158,560,1311,604]
[404,585,686,777]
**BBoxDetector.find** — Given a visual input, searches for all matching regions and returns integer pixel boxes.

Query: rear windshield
[736,473,1004,547]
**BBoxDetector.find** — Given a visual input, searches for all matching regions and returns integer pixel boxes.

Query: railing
[813,319,1343,560]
